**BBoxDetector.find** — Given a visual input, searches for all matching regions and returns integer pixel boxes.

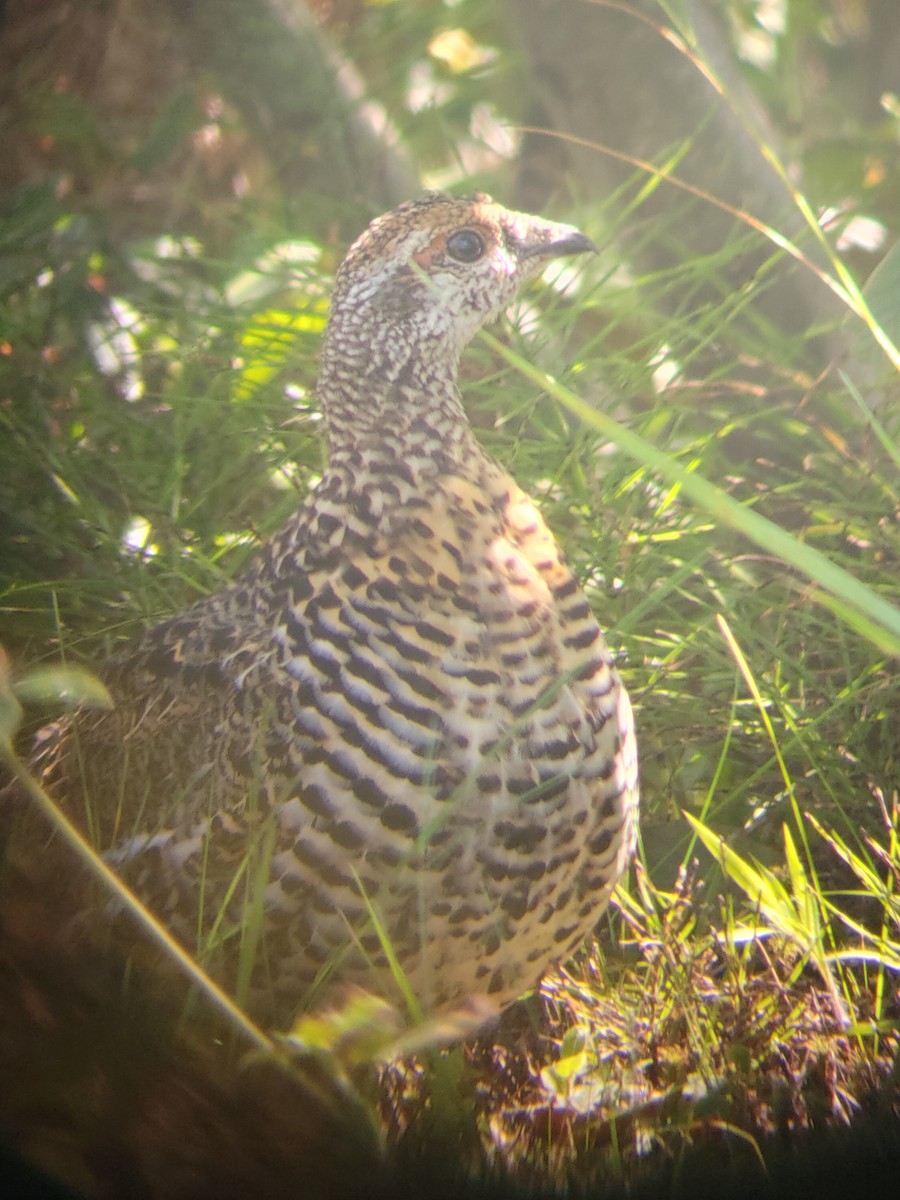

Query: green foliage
[2,0,899,1185]
[0,177,328,653]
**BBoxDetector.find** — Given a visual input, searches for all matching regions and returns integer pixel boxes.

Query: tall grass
[1,11,898,1181]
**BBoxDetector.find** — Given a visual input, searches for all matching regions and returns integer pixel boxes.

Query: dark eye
[446,229,486,263]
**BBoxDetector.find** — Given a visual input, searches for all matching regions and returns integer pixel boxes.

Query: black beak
[518,230,598,260]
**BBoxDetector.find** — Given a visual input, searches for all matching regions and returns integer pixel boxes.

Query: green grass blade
[480,331,900,655]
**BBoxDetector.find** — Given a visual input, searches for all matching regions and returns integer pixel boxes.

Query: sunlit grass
[2,47,899,1187]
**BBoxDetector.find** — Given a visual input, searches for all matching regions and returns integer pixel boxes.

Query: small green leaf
[14,666,113,711]
[285,989,400,1069]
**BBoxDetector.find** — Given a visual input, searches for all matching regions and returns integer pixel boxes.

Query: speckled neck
[315,308,485,484]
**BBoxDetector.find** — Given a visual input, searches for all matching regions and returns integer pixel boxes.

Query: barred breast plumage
[43,194,639,1022]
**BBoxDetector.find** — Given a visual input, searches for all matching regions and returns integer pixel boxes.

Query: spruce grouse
[36,194,639,1022]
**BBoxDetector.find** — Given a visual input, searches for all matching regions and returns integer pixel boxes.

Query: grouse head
[325,193,597,363]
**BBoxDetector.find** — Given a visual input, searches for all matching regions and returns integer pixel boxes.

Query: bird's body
[41,194,638,1022]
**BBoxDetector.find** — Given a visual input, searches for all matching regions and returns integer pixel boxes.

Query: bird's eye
[446,229,486,263]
